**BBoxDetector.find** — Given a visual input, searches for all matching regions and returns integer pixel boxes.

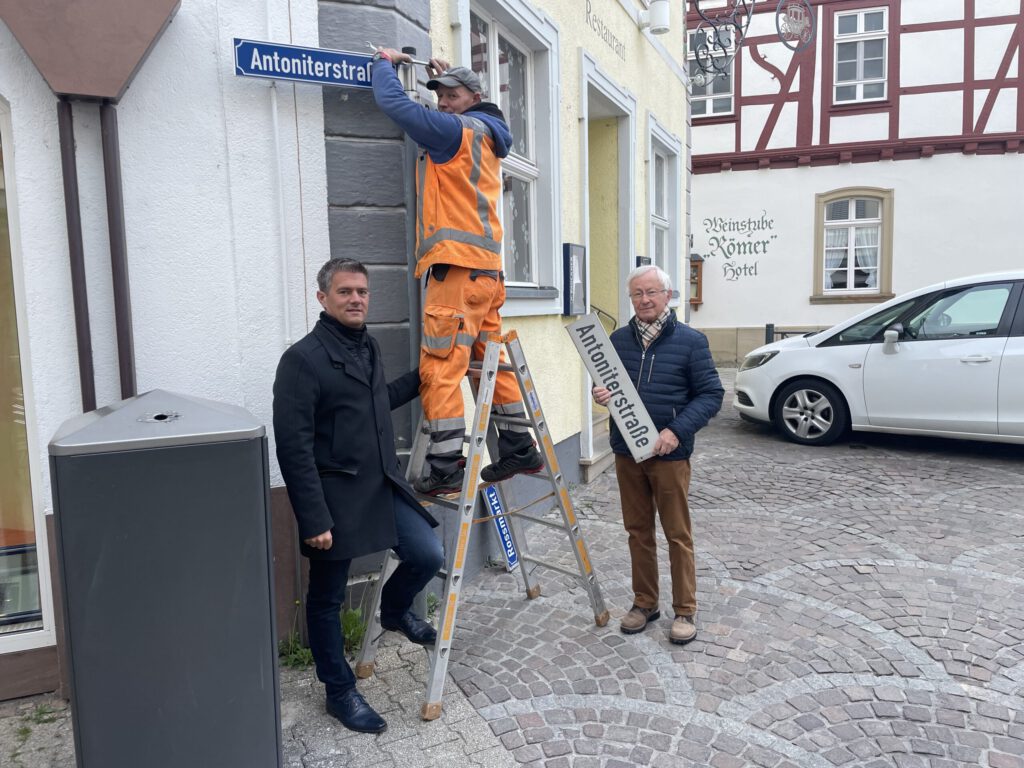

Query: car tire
[772,379,848,446]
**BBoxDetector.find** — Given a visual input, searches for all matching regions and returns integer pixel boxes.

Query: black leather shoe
[326,689,387,734]
[380,610,437,646]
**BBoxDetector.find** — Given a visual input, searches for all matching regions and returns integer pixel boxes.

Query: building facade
[0,0,690,699]
[687,0,1024,363]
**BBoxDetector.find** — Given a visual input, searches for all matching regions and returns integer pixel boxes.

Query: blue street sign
[233,38,373,90]
[483,485,519,571]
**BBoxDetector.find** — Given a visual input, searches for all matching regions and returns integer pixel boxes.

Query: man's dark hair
[317,258,368,292]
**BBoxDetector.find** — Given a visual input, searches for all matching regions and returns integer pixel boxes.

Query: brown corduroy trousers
[614,454,696,617]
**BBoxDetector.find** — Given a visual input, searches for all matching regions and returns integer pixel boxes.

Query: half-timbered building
[687,0,1024,363]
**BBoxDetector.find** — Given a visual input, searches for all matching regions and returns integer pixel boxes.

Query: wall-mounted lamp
[638,0,671,35]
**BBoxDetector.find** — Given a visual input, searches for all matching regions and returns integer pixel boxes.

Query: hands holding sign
[592,387,679,457]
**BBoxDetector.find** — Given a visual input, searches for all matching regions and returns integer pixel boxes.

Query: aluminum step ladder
[354,331,609,720]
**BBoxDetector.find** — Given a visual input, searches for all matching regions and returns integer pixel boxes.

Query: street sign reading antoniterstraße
[567,315,657,462]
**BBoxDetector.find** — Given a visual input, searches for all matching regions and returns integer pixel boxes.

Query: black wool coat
[273,318,437,561]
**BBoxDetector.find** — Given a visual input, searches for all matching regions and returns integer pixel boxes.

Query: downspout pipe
[56,98,97,413]
[99,101,137,400]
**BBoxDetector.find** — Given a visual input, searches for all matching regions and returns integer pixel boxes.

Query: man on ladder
[371,47,542,495]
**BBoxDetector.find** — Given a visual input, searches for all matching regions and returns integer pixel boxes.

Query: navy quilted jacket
[608,313,724,461]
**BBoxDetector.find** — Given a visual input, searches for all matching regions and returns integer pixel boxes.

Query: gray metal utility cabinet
[49,390,282,768]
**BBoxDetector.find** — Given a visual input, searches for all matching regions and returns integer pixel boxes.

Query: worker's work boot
[414,467,465,497]
[480,447,544,483]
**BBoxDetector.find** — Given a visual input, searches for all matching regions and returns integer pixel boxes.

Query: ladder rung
[521,555,587,581]
[489,415,532,428]
[467,361,515,373]
[415,493,460,509]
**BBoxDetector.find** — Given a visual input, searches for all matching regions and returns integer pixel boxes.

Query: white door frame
[0,98,57,654]
[579,50,637,461]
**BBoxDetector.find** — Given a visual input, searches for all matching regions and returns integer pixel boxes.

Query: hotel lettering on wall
[567,316,656,462]
[699,210,778,282]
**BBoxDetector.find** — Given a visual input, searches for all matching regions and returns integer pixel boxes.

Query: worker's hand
[376,47,411,65]
[592,386,612,406]
[653,428,679,456]
[304,530,333,550]
[427,57,451,77]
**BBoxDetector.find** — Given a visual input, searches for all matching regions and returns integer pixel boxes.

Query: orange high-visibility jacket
[414,115,503,278]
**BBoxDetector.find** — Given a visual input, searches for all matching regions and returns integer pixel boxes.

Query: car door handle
[959,355,992,363]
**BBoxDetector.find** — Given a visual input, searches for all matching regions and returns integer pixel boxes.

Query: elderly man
[369,48,542,496]
[593,265,723,645]
[273,258,444,733]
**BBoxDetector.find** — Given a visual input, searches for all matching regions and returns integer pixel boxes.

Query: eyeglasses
[629,289,668,301]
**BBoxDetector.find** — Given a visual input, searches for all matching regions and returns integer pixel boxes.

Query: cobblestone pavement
[4,369,1024,767]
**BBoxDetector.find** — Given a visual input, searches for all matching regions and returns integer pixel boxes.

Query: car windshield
[826,298,919,345]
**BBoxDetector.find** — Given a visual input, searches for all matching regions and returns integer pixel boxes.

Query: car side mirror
[883,323,903,347]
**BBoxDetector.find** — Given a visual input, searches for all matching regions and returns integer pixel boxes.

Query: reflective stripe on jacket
[414,114,503,278]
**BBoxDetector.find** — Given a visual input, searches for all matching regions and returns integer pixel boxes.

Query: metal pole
[99,101,137,400]
[765,323,775,345]
[56,98,97,412]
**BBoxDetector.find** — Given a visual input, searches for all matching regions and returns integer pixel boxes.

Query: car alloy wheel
[772,378,847,446]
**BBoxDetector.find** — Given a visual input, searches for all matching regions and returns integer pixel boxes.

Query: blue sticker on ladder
[484,485,519,571]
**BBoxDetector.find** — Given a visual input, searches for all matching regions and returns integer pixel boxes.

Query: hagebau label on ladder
[483,485,519,571]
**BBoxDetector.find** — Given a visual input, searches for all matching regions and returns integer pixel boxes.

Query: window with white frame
[834,7,887,103]
[648,117,681,300]
[651,150,669,269]
[823,197,882,292]
[687,28,734,117]
[470,10,539,286]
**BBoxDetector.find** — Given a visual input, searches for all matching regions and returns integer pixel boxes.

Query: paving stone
[9,368,1024,767]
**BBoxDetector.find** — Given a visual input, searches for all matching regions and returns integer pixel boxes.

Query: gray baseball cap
[426,66,483,94]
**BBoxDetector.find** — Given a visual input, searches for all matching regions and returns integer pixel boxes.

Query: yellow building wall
[588,118,620,323]
[428,0,690,451]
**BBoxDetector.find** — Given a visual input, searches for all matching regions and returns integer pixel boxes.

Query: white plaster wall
[975,24,1019,80]
[766,102,799,150]
[742,43,788,95]
[0,0,329,509]
[901,30,965,87]
[740,104,773,151]
[977,88,1020,133]
[901,0,965,25]
[830,112,888,144]
[693,122,736,155]
[976,0,1022,19]
[747,9,779,38]
[690,153,1024,329]
[900,92,964,137]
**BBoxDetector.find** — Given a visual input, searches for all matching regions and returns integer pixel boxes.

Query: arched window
[812,187,894,304]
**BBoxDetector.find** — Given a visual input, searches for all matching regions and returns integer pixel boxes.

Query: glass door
[0,133,42,637]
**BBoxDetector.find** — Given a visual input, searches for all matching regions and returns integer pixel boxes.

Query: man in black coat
[273,258,444,734]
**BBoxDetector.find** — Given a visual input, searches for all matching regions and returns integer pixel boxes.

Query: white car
[734,271,1024,446]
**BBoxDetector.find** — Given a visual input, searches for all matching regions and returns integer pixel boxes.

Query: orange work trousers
[419,265,528,469]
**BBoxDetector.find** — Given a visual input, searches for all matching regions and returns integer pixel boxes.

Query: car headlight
[740,351,779,371]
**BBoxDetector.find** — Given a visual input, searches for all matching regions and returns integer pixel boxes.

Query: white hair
[626,264,672,293]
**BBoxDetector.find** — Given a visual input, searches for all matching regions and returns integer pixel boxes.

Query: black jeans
[306,492,444,699]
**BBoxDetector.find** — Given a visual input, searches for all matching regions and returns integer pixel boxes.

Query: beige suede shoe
[670,614,697,645]
[620,605,660,634]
